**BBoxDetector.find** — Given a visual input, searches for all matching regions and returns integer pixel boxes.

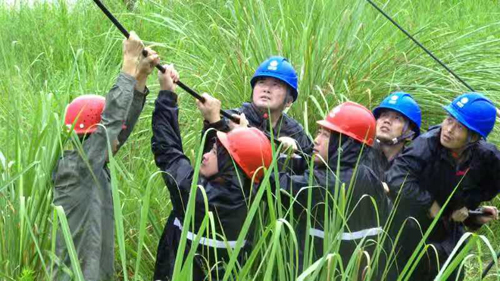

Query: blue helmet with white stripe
[250,56,298,102]
[443,92,496,138]
[373,92,422,138]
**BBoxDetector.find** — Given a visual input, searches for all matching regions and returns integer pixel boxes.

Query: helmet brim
[317,120,374,147]
[216,130,263,183]
[251,74,298,102]
[216,131,231,154]
[373,106,421,138]
[442,105,486,138]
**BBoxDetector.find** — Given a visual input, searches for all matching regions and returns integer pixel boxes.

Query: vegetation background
[1,0,499,280]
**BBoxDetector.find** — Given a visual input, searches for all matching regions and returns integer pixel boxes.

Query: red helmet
[217,127,273,183]
[65,95,105,135]
[317,101,376,146]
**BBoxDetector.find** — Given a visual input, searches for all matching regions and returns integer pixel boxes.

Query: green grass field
[1,0,500,280]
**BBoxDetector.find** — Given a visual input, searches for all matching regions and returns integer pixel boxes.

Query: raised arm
[151,66,194,211]
[84,31,145,169]
[117,46,160,148]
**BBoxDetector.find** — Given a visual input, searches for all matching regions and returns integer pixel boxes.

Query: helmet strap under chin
[377,120,414,146]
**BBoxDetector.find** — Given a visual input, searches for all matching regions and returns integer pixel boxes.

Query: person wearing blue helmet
[386,93,500,280]
[373,92,421,166]
[198,56,313,158]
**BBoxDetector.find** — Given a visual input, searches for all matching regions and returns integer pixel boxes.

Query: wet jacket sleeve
[116,87,149,149]
[277,171,311,196]
[83,72,137,171]
[351,167,391,226]
[295,131,314,156]
[385,136,434,216]
[276,168,327,210]
[200,106,241,153]
[151,90,194,210]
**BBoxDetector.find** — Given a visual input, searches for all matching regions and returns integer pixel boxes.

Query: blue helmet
[373,92,422,137]
[250,56,298,102]
[443,92,496,138]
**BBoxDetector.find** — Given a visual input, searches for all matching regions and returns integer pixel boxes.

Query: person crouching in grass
[151,65,273,281]
[386,92,500,280]
[277,102,391,279]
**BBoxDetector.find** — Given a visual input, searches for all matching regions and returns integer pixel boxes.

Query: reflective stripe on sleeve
[174,217,246,249]
[309,227,383,240]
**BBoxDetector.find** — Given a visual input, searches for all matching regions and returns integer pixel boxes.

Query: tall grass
[0,0,499,280]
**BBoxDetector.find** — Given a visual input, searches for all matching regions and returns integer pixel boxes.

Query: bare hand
[474,206,499,225]
[121,31,144,75]
[451,207,469,222]
[237,113,249,128]
[429,201,441,219]
[136,47,160,79]
[196,93,221,123]
[228,113,248,130]
[158,64,179,92]
[278,136,298,152]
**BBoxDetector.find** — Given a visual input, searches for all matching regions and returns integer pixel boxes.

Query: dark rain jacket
[201,102,313,156]
[52,73,147,281]
[277,135,391,273]
[386,125,500,277]
[151,90,253,280]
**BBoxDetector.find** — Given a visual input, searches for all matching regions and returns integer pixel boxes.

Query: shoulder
[404,125,441,156]
[357,163,381,183]
[472,140,500,165]
[237,102,252,113]
[53,150,83,181]
[233,103,257,121]
[280,112,306,135]
[419,125,441,141]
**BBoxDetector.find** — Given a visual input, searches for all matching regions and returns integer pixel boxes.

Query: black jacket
[152,90,253,241]
[201,102,313,156]
[277,134,390,270]
[386,125,500,253]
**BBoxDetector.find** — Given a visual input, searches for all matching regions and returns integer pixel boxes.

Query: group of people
[52,32,500,280]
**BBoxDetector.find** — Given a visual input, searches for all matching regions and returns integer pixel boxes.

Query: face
[440,116,469,151]
[313,127,330,165]
[200,143,219,178]
[252,77,291,112]
[376,110,407,142]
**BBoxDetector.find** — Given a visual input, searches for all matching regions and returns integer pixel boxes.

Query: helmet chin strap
[377,121,415,146]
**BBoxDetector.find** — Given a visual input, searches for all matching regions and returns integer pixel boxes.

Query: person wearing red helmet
[51,32,159,280]
[386,93,500,280]
[198,56,313,159]
[151,66,273,281]
[276,102,391,277]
